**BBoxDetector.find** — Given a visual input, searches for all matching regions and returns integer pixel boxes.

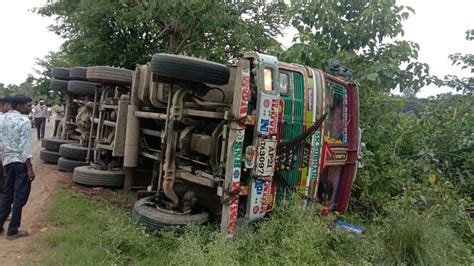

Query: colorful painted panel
[276,71,305,203]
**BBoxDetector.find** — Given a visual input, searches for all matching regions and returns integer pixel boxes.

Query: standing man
[0,95,35,240]
[32,99,49,140]
[0,96,13,193]
[51,100,65,137]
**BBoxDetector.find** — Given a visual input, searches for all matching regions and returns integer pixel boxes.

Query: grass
[38,189,174,265]
[33,188,473,265]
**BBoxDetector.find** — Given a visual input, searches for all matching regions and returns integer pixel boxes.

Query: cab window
[325,84,346,144]
[279,73,289,95]
[263,68,274,92]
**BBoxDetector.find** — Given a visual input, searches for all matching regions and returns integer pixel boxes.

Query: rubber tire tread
[68,80,100,96]
[87,66,133,86]
[51,67,70,80]
[132,196,209,230]
[73,166,124,187]
[59,143,93,161]
[57,157,87,172]
[39,149,61,164]
[49,79,68,92]
[41,138,78,152]
[69,67,88,80]
[150,54,230,85]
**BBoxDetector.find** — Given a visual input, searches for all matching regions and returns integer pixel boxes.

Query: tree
[36,0,287,68]
[280,0,441,93]
[30,50,71,102]
[445,29,473,95]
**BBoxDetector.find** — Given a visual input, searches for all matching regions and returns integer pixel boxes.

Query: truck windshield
[325,84,347,144]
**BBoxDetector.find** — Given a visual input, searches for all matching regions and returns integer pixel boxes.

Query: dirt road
[0,119,70,264]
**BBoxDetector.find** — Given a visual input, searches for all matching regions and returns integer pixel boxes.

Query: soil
[0,120,71,264]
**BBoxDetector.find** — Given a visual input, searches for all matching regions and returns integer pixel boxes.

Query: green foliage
[353,92,473,217]
[281,0,441,93]
[2,78,57,104]
[36,0,287,68]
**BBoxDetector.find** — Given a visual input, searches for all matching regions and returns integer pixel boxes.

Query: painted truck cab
[273,67,360,213]
[221,53,360,237]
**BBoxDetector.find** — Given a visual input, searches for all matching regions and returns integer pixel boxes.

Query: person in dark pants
[32,99,49,140]
[0,95,35,240]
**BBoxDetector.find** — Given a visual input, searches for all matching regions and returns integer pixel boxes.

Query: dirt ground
[0,119,71,264]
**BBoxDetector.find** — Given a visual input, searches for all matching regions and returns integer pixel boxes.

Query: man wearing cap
[0,95,35,240]
[32,99,49,140]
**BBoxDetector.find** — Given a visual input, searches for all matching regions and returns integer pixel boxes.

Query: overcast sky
[0,0,472,97]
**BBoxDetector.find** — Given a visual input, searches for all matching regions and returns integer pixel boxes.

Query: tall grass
[377,209,470,265]
[36,189,472,265]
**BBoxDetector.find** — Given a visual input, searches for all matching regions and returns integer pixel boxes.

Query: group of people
[30,100,65,140]
[0,95,35,240]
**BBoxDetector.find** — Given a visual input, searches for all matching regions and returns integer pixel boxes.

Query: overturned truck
[126,53,360,237]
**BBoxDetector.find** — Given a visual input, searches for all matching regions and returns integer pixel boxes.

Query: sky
[0,0,62,86]
[396,0,473,97]
[0,0,472,97]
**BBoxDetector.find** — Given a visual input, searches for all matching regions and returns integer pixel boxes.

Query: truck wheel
[73,166,124,187]
[132,196,209,230]
[52,67,70,80]
[68,80,100,96]
[87,66,133,86]
[57,157,87,172]
[69,67,88,81]
[41,138,78,152]
[150,54,230,85]
[40,149,61,164]
[59,143,93,161]
[49,79,68,92]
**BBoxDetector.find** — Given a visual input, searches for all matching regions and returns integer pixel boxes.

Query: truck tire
[52,67,70,80]
[49,79,68,92]
[69,67,88,81]
[57,157,87,172]
[40,149,61,164]
[132,196,209,230]
[73,166,124,187]
[68,80,100,96]
[59,143,93,161]
[150,54,230,85]
[41,138,78,152]
[87,66,133,86]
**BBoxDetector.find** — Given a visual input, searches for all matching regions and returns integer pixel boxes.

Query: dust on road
[0,119,71,265]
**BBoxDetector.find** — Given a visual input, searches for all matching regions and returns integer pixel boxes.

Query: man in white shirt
[32,99,49,140]
[0,95,35,240]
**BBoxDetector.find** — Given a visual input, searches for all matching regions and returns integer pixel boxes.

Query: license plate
[255,139,276,177]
